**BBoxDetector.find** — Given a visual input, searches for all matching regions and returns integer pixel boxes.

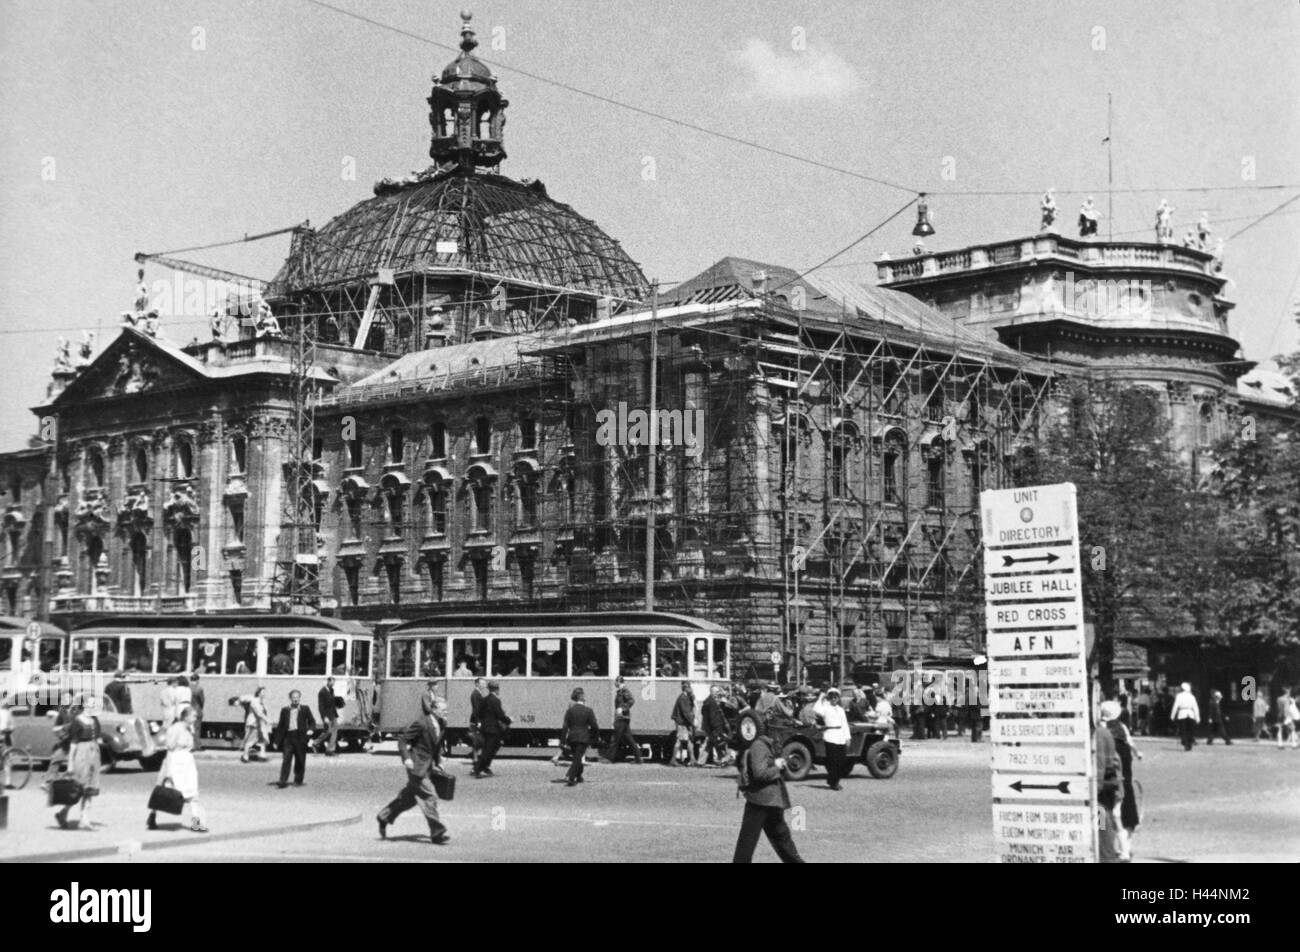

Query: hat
[826,687,841,698]
[1099,700,1121,721]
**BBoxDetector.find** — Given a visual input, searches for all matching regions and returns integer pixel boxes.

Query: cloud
[731,38,862,101]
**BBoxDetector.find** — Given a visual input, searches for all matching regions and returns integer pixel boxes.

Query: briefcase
[430,767,455,801]
[48,777,84,807]
[147,780,185,815]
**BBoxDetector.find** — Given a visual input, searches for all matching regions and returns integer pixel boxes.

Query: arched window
[430,420,447,459]
[130,531,148,597]
[926,438,945,508]
[175,528,193,594]
[883,433,905,504]
[175,441,194,479]
[1197,402,1214,448]
[474,417,492,455]
[133,446,149,484]
[922,373,945,423]
[231,435,248,474]
[88,450,105,489]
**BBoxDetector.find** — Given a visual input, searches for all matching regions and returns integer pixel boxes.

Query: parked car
[730,688,901,780]
[3,689,164,771]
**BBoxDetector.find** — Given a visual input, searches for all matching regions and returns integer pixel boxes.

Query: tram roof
[0,616,65,636]
[389,611,727,634]
[67,614,371,636]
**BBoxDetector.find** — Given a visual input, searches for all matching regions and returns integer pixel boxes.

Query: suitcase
[430,767,455,801]
[48,777,84,807]
[147,781,185,815]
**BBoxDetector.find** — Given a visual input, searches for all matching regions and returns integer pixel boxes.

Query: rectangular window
[619,637,651,678]
[430,489,448,534]
[232,437,247,474]
[530,637,567,677]
[69,638,95,672]
[228,499,245,544]
[268,638,296,675]
[389,639,416,678]
[192,638,223,675]
[347,439,362,468]
[474,417,491,455]
[298,638,328,676]
[419,638,445,678]
[473,485,492,532]
[451,639,486,677]
[884,452,900,504]
[0,638,11,671]
[346,498,362,539]
[655,636,687,679]
[430,421,446,459]
[93,638,121,673]
[519,417,537,451]
[330,638,349,675]
[573,637,609,677]
[36,637,62,672]
[473,558,488,600]
[158,639,187,675]
[491,638,526,677]
[928,457,944,508]
[226,639,258,675]
[344,563,360,606]
[427,560,444,601]
[350,639,371,677]
[390,428,404,463]
[712,638,729,680]
[692,636,709,679]
[385,561,401,603]
[520,481,538,526]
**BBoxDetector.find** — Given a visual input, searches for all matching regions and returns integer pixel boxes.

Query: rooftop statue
[210,307,226,342]
[1155,199,1174,244]
[1040,189,1057,231]
[1078,196,1099,237]
[1197,211,1212,249]
[53,336,73,373]
[75,332,95,370]
[255,300,283,338]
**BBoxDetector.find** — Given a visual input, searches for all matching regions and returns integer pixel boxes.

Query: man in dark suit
[733,715,804,863]
[377,707,450,845]
[189,673,206,751]
[275,690,317,787]
[603,676,641,764]
[561,688,600,786]
[467,677,487,766]
[315,676,342,755]
[473,681,510,778]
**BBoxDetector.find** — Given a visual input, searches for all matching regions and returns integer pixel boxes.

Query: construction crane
[136,224,324,613]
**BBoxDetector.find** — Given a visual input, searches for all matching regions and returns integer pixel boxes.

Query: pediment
[46,329,208,407]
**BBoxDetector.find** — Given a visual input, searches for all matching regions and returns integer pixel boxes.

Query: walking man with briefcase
[376,702,451,846]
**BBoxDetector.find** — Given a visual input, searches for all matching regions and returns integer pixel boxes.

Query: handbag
[430,766,456,801]
[147,779,185,815]
[48,777,84,807]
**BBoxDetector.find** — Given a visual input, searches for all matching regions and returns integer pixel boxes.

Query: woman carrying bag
[53,701,101,830]
[149,705,208,833]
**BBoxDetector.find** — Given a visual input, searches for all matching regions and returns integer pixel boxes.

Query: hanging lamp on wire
[912,192,936,237]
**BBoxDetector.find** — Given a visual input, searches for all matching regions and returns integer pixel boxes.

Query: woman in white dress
[54,702,101,829]
[149,704,208,832]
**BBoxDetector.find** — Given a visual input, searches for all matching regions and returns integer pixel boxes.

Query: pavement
[1,734,1295,862]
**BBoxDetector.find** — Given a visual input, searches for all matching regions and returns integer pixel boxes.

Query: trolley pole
[644,282,659,613]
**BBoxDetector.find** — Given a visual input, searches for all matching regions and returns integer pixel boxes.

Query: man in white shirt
[1170,682,1200,751]
[814,688,851,791]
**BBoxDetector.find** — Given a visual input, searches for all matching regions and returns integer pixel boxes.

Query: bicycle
[1,744,34,790]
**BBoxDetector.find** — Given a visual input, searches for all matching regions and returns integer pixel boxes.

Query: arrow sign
[1002,552,1059,567]
[1010,779,1071,794]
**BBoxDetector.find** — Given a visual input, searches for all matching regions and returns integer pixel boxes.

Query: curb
[1,812,362,864]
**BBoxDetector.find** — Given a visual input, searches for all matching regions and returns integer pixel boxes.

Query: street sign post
[981,483,1095,863]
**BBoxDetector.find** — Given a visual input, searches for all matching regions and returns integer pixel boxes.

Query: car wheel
[865,740,899,779]
[780,741,813,781]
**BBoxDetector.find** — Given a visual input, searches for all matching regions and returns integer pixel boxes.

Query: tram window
[572,638,608,677]
[692,637,710,679]
[531,638,567,677]
[712,638,728,679]
[451,639,485,677]
[619,637,651,678]
[158,639,187,674]
[70,638,95,672]
[226,639,258,675]
[655,637,687,679]
[490,639,526,677]
[192,639,223,675]
[0,639,11,671]
[389,639,416,678]
[298,639,329,677]
[419,639,445,678]
[38,638,62,672]
[124,638,154,673]
[351,640,371,677]
[267,639,295,675]
[330,639,349,675]
[95,638,121,673]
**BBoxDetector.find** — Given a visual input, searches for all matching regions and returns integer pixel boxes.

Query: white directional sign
[981,483,1095,863]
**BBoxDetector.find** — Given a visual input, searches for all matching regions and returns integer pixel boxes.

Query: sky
[1,0,1297,449]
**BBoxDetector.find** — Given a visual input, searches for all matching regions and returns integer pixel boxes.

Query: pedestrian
[1095,703,1124,863]
[697,684,732,767]
[603,675,642,764]
[1205,689,1232,745]
[815,687,850,790]
[467,676,487,766]
[1117,693,1132,730]
[1278,688,1298,750]
[670,680,697,766]
[1155,686,1175,736]
[315,676,342,755]
[732,714,804,864]
[1135,683,1152,736]
[376,704,450,846]
[104,670,132,715]
[1171,682,1200,751]
[189,674,205,751]
[1102,700,1142,862]
[53,700,100,830]
[174,676,193,726]
[0,700,13,789]
[149,704,208,833]
[473,680,510,778]
[561,688,599,787]
[275,689,317,787]
[159,677,179,727]
[1252,692,1270,742]
[238,687,270,762]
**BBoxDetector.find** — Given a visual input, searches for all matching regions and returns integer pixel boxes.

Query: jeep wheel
[780,741,813,781]
[735,712,760,748]
[865,740,899,779]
